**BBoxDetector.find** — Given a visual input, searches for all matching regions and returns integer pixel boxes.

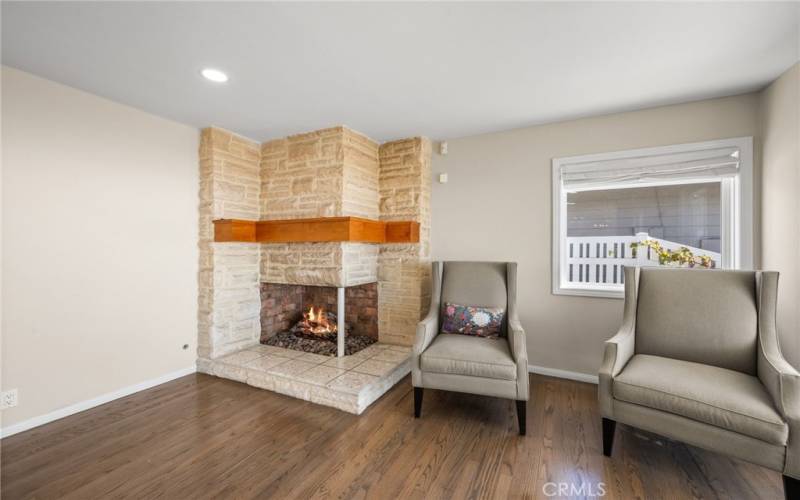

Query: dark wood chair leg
[602,418,616,457]
[785,475,800,500]
[414,387,423,418]
[516,400,527,436]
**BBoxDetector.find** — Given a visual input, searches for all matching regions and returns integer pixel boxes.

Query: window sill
[552,284,624,299]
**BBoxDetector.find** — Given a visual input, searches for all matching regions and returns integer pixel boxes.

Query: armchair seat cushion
[614,355,788,445]
[421,333,516,381]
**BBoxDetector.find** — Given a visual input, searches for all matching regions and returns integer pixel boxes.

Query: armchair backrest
[633,267,759,375]
[440,261,511,335]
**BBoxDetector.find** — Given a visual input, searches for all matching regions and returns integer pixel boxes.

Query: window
[552,137,753,298]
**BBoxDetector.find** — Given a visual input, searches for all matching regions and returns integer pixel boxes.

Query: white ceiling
[2,2,798,143]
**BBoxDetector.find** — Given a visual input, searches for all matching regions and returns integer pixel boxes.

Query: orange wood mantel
[213,217,420,244]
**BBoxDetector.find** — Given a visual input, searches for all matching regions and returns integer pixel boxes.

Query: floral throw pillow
[441,302,505,339]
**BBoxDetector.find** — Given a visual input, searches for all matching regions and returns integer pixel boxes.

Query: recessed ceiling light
[201,68,228,83]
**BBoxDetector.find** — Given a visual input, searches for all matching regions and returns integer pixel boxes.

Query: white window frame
[552,137,753,299]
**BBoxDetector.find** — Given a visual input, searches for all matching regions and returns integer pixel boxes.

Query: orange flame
[303,306,336,335]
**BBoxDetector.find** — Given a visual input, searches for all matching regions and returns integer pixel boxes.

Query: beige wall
[760,62,800,369]
[431,93,761,376]
[1,67,199,428]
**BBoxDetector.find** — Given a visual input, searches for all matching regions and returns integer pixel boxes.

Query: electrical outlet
[1,389,18,410]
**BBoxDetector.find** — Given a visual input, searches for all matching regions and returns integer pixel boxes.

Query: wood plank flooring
[0,373,784,499]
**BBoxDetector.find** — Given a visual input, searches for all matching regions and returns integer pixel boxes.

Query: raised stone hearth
[200,343,410,414]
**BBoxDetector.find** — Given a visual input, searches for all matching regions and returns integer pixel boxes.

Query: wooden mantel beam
[213,217,420,244]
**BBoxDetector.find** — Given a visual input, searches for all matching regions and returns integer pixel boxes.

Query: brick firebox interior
[260,282,379,341]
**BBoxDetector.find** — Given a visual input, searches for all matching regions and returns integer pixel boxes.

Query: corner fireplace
[260,282,378,357]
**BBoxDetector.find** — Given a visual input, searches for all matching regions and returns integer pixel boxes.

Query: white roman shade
[560,146,740,188]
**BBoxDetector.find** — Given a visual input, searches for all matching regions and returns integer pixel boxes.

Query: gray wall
[431,93,761,376]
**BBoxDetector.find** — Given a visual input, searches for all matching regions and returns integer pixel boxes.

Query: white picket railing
[565,232,721,285]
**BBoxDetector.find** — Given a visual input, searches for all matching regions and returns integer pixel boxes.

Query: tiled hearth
[201,343,410,414]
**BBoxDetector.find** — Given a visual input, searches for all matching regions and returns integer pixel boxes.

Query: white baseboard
[528,364,599,384]
[0,365,196,439]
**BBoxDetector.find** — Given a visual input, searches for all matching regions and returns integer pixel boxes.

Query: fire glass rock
[263,306,376,356]
[263,331,376,357]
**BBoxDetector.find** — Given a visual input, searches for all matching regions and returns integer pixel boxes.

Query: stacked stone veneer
[377,138,432,346]
[260,242,378,288]
[259,127,380,219]
[259,127,381,287]
[198,129,263,360]
[198,125,430,367]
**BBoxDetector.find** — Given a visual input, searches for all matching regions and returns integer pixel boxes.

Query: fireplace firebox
[260,282,378,357]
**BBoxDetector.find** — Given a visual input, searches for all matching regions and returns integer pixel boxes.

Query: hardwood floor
[1,373,784,499]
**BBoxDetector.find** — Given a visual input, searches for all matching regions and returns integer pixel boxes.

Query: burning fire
[303,306,337,335]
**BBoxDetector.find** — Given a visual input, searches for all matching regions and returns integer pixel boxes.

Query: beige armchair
[600,267,800,499]
[412,261,529,435]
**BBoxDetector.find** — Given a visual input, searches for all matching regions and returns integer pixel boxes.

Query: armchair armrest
[505,262,529,400]
[598,325,635,418]
[599,325,636,379]
[756,271,800,479]
[414,310,439,356]
[508,316,528,365]
[759,333,800,479]
[760,353,800,420]
[413,262,443,387]
[599,266,640,418]
[508,315,529,401]
[412,302,439,388]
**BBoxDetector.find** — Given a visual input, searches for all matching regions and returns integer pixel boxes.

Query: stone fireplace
[195,124,431,414]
